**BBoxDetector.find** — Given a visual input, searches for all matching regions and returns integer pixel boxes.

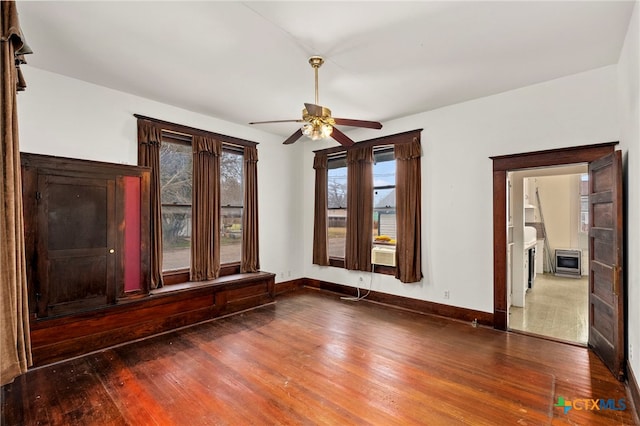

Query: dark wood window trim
[134,114,258,148]
[313,129,422,156]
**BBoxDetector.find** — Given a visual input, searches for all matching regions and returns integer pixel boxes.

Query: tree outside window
[373,148,396,244]
[327,156,347,258]
[220,149,244,264]
[160,141,192,271]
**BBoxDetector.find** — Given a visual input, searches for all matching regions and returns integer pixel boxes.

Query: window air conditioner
[371,246,396,267]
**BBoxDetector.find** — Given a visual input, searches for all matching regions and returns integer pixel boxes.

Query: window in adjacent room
[373,147,396,245]
[327,155,347,258]
[159,139,193,271]
[580,173,589,233]
[220,148,244,264]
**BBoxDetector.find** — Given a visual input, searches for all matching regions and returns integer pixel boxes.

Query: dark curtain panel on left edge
[241,146,260,273]
[191,136,221,280]
[1,0,32,386]
[345,146,373,272]
[137,119,164,289]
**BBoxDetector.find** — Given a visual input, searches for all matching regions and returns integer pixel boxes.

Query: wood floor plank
[2,288,637,425]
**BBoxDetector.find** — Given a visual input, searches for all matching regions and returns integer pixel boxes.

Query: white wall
[17,67,305,284]
[535,176,577,248]
[302,66,619,314]
[617,3,640,382]
[535,175,587,275]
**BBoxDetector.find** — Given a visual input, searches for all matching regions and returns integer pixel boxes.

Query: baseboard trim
[274,278,305,295]
[627,363,640,424]
[303,278,494,327]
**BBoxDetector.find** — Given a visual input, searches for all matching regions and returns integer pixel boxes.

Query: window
[220,148,244,264]
[160,140,192,271]
[373,148,396,244]
[158,136,245,271]
[326,148,397,259]
[327,156,347,258]
[580,173,589,232]
[137,116,259,286]
[312,130,422,282]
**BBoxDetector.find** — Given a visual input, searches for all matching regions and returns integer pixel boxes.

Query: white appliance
[371,246,396,267]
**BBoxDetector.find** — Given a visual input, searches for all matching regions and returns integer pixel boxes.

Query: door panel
[588,151,624,381]
[38,175,116,317]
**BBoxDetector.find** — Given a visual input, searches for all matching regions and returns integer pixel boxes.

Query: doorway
[506,166,589,345]
[490,142,626,380]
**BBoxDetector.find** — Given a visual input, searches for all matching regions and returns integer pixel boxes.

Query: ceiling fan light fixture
[249,55,381,147]
[301,122,333,140]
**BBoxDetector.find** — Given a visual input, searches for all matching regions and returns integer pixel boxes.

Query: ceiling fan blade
[330,127,355,147]
[283,128,304,145]
[304,103,324,116]
[249,119,304,125]
[333,118,383,129]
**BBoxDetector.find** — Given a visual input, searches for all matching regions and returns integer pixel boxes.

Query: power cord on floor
[340,264,374,302]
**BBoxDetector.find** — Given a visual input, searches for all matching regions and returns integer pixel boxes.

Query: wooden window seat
[29,272,275,367]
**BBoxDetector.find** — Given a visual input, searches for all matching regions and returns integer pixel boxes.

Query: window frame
[219,146,245,265]
[159,136,193,273]
[314,129,422,275]
[135,114,258,285]
[327,154,348,261]
[372,146,397,245]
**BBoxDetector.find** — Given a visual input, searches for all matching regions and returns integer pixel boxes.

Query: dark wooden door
[588,151,624,381]
[37,174,117,317]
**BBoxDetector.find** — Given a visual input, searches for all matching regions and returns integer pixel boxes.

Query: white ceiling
[16,1,636,138]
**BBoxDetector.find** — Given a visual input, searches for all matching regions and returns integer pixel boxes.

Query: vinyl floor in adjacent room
[509,273,589,344]
[1,287,636,425]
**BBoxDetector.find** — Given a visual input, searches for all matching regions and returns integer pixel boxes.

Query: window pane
[328,158,347,258]
[221,150,244,207]
[220,150,243,264]
[161,205,192,271]
[373,152,396,243]
[160,142,192,204]
[580,174,589,232]
[328,208,346,258]
[221,207,242,264]
[327,161,347,209]
[160,142,192,271]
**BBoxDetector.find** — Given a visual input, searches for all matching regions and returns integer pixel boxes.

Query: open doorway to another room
[507,165,589,345]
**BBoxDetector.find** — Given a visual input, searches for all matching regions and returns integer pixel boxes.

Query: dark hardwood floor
[2,288,636,425]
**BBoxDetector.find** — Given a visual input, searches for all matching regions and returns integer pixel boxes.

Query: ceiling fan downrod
[308,56,324,106]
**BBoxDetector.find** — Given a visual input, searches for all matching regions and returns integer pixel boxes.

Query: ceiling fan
[249,56,383,147]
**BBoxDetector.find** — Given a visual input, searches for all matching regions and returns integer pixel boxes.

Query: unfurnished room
[1,1,640,424]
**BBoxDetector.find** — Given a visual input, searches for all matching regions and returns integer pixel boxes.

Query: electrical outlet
[630,344,634,360]
[444,290,450,299]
